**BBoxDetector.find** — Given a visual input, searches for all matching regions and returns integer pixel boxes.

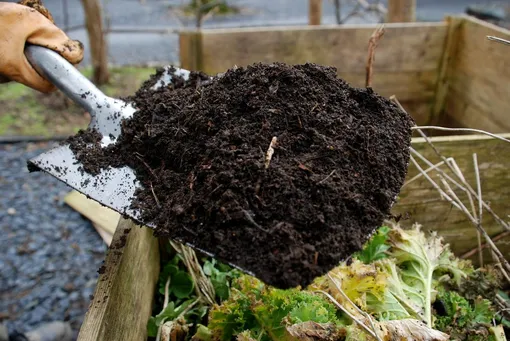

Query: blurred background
[1,0,509,340]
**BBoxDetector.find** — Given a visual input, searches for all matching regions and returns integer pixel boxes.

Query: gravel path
[0,142,106,339]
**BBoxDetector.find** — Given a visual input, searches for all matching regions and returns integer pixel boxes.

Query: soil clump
[67,62,414,288]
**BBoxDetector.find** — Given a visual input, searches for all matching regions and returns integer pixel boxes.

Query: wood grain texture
[179,22,447,125]
[387,0,416,22]
[77,218,160,341]
[430,16,462,126]
[308,0,322,25]
[443,16,510,132]
[393,133,510,266]
[64,190,120,235]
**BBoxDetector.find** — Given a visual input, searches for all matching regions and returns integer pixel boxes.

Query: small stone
[7,208,16,215]
[63,283,75,292]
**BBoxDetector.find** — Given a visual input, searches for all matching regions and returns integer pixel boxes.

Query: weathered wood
[179,22,447,125]
[309,0,322,25]
[393,133,510,266]
[429,16,462,126]
[92,223,113,246]
[442,16,510,132]
[77,218,160,341]
[387,0,416,22]
[64,190,120,235]
[81,0,109,85]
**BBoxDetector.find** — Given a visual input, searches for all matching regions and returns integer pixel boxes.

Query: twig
[150,181,161,208]
[392,95,510,233]
[242,209,268,233]
[402,159,446,187]
[265,136,277,169]
[135,155,158,179]
[409,156,462,211]
[487,36,510,46]
[318,170,336,184]
[365,25,385,88]
[411,126,510,143]
[412,156,510,275]
[460,230,510,259]
[156,277,172,341]
[316,290,380,340]
[169,241,216,306]
[328,274,383,341]
[473,153,484,267]
[410,147,510,232]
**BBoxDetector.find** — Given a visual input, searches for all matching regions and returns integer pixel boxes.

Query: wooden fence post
[81,0,110,85]
[387,0,416,23]
[309,0,322,25]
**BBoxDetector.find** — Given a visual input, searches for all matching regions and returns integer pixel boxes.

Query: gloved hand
[0,1,84,93]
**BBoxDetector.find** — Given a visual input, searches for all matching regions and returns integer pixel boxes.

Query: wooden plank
[443,15,510,132]
[429,16,462,125]
[179,22,446,125]
[64,190,120,235]
[202,22,445,73]
[179,22,447,75]
[92,223,113,246]
[387,0,416,22]
[77,218,160,341]
[309,0,322,25]
[394,133,510,265]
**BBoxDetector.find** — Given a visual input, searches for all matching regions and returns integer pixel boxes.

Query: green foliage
[354,225,391,263]
[158,255,194,299]
[434,291,496,341]
[148,251,239,338]
[192,324,213,341]
[147,299,197,337]
[208,275,340,341]
[203,258,241,302]
[383,225,471,326]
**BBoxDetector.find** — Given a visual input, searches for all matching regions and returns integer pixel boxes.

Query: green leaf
[159,264,179,295]
[192,324,213,341]
[212,273,230,301]
[203,260,215,276]
[384,224,470,327]
[355,225,391,264]
[147,316,158,337]
[288,301,336,324]
[155,302,176,325]
[171,271,195,299]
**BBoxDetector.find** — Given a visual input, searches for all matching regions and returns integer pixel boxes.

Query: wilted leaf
[236,330,257,341]
[285,321,346,341]
[379,319,449,341]
[160,318,188,341]
[385,224,470,326]
[324,259,387,314]
[191,324,213,341]
[489,325,507,341]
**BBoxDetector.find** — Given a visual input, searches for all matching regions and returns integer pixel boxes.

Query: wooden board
[393,133,510,266]
[442,16,510,132]
[92,223,113,246]
[179,22,448,126]
[64,190,120,235]
[77,218,160,341]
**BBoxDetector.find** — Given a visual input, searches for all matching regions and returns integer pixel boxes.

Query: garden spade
[24,45,231,268]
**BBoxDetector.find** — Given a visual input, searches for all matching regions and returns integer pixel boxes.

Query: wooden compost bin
[77,15,510,341]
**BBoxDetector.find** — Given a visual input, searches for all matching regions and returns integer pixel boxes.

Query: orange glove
[0,1,84,93]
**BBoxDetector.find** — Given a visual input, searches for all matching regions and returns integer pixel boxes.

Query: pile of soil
[67,62,414,289]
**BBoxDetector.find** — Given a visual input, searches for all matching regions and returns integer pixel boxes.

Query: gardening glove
[0,1,84,93]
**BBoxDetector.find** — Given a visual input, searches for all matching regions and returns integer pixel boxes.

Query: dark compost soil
[66,62,414,289]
